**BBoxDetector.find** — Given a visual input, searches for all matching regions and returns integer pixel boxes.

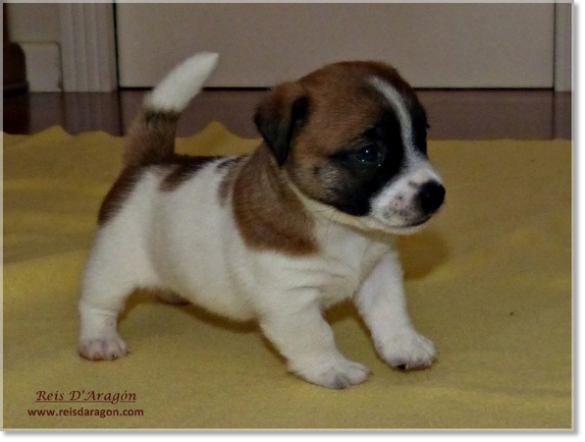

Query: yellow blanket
[3,124,572,430]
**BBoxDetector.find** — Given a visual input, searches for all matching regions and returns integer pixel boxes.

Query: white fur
[144,52,219,112]
[369,162,443,230]
[78,56,437,389]
[79,164,435,386]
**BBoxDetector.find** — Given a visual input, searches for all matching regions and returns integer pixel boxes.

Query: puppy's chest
[308,231,389,303]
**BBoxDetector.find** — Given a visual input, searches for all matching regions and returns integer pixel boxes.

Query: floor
[3,89,572,140]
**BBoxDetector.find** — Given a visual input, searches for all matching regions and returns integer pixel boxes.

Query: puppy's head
[254,61,445,235]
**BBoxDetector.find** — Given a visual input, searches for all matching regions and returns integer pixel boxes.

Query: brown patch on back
[232,147,317,256]
[100,110,186,224]
[160,155,222,191]
[98,166,144,225]
[217,156,248,205]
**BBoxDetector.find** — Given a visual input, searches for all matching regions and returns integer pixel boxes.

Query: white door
[116,3,555,89]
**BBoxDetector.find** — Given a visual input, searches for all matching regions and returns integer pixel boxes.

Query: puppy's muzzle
[418,180,445,216]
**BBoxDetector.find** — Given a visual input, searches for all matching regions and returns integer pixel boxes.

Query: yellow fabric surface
[3,124,572,429]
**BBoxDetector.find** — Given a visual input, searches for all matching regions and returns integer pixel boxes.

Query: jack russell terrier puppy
[78,52,445,389]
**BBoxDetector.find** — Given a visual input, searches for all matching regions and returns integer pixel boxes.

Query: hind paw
[79,336,129,361]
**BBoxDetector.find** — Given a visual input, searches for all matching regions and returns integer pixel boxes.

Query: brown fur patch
[98,166,144,225]
[294,61,411,157]
[160,155,222,191]
[100,110,187,223]
[232,148,317,256]
[125,111,180,167]
[217,156,248,205]
[266,61,421,208]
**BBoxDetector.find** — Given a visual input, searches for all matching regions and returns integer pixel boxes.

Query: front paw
[293,357,371,389]
[377,329,436,370]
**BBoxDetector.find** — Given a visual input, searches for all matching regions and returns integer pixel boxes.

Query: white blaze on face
[369,77,417,156]
[367,77,443,232]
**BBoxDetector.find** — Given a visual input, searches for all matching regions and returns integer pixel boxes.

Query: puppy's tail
[124,52,219,167]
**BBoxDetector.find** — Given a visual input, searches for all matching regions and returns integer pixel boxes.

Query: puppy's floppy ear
[254,82,308,166]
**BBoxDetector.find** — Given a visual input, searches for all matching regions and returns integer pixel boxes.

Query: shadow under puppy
[78,52,446,389]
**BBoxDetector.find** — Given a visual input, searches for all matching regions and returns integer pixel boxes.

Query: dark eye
[351,145,386,166]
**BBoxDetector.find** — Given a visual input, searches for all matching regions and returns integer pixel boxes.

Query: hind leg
[78,235,151,361]
[78,299,130,361]
[78,265,134,360]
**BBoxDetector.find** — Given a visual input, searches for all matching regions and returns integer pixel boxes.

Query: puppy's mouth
[401,214,433,229]
[357,212,436,235]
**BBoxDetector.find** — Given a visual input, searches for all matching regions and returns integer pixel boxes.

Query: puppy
[78,52,445,389]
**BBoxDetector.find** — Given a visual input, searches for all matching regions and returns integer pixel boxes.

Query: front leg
[354,251,436,370]
[259,290,370,389]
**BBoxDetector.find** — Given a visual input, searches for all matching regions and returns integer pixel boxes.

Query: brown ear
[254,82,308,166]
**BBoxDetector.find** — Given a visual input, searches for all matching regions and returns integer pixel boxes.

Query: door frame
[59,2,117,92]
[554,2,572,92]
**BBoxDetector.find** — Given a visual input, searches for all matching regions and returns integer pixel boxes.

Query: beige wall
[6,3,60,43]
[4,2,571,92]
[117,3,555,89]
[6,3,61,92]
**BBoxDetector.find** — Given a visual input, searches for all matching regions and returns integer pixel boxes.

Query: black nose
[418,181,445,214]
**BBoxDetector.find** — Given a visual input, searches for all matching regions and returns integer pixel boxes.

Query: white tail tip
[144,52,219,113]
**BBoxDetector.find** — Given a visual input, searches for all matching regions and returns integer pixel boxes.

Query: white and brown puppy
[78,52,446,389]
